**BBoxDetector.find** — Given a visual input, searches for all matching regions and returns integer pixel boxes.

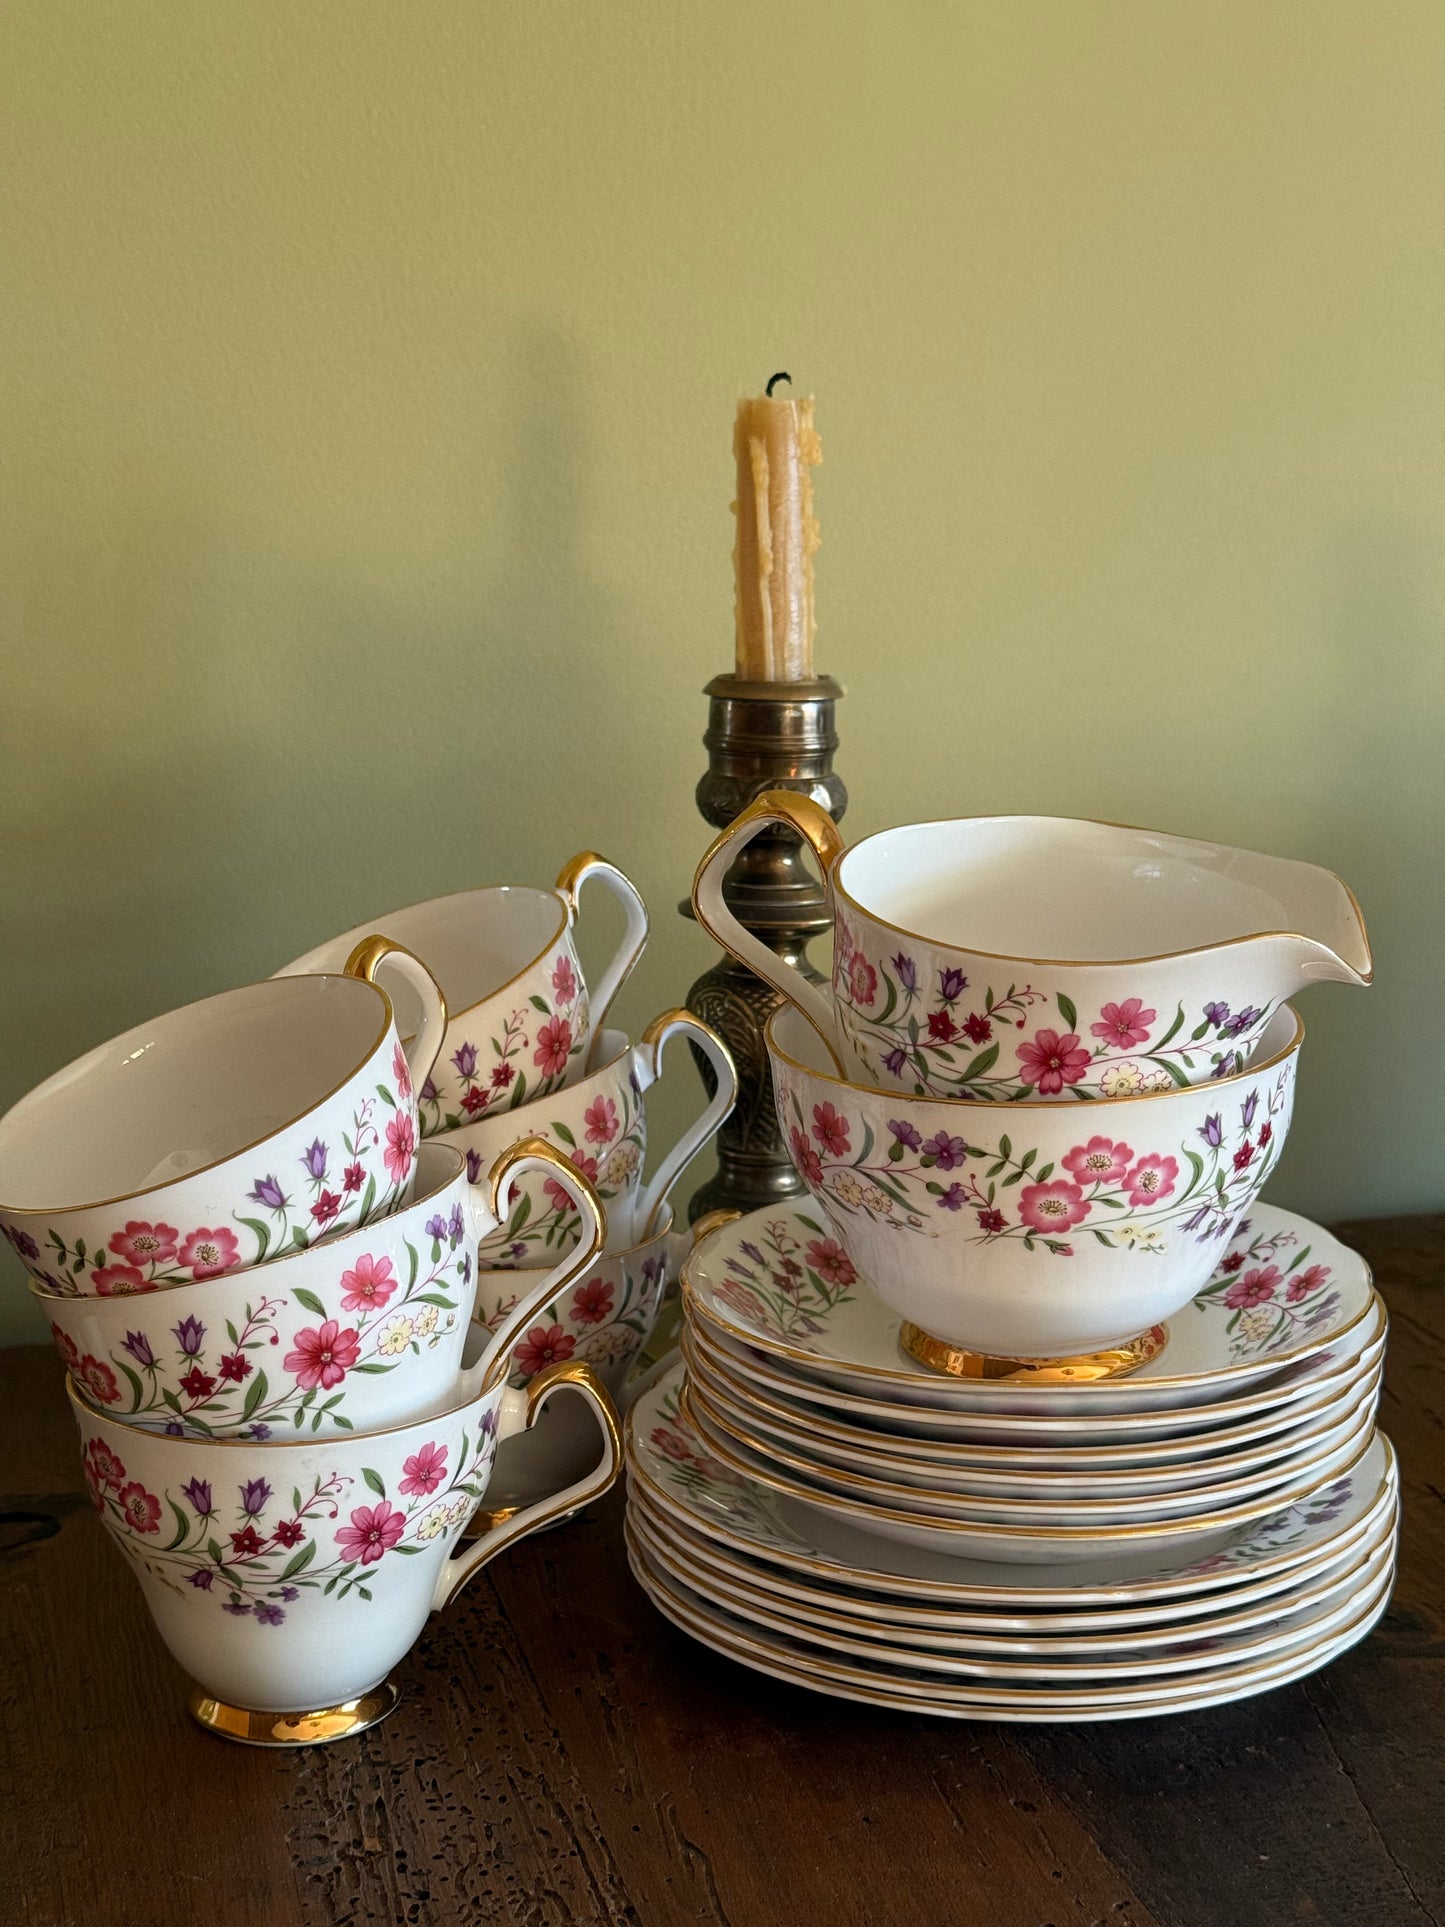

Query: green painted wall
[3,3,1441,1342]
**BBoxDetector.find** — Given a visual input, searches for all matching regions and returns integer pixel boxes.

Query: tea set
[3,795,1392,1734]
[617,796,1396,1719]
[3,853,737,1744]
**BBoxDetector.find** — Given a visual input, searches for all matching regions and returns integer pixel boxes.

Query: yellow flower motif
[605,1142,641,1185]
[447,1495,473,1526]
[1119,1224,1166,1252]
[581,1325,635,1367]
[1139,1070,1174,1094]
[1101,1063,1145,1097]
[831,1173,865,1206]
[861,1185,892,1214]
[1236,1305,1276,1345]
[414,1305,439,1338]
[377,1314,414,1355]
[416,1503,450,1541]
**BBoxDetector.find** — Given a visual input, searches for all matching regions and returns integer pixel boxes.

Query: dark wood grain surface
[4,1214,1440,1927]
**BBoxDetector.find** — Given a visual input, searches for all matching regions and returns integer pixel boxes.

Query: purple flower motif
[509,1242,528,1263]
[7,1227,39,1262]
[922,1131,968,1171]
[882,1047,908,1077]
[248,1423,272,1440]
[1198,1115,1223,1148]
[421,1076,439,1103]
[480,1405,499,1437]
[121,1330,156,1368]
[1182,1204,1211,1232]
[935,1183,966,1211]
[222,1602,252,1617]
[1211,1052,1242,1081]
[173,1315,205,1357]
[187,1570,214,1590]
[938,967,968,1003]
[254,1603,285,1627]
[302,1139,329,1180]
[425,1214,449,1242]
[164,1420,184,1437]
[891,953,917,993]
[1241,1091,1259,1129]
[641,1255,665,1284]
[248,1174,288,1211]
[448,1203,465,1247]
[465,1148,483,1183]
[888,1119,923,1151]
[739,1240,764,1265]
[459,1254,472,1286]
[1203,1001,1231,1027]
[452,1041,478,1079]
[239,1477,272,1517]
[181,1477,213,1516]
[279,1585,300,1601]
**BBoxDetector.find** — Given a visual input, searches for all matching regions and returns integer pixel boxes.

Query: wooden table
[4,1213,1440,1927]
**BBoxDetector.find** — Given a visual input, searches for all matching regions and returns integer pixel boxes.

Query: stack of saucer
[623,1202,1394,1718]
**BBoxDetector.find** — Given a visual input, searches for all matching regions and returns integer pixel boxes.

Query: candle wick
[765,371,791,397]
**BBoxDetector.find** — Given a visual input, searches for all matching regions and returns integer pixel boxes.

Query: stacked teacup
[619,797,1395,1721]
[276,853,737,1515]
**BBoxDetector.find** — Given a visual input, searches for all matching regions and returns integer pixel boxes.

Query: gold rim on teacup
[896,1320,1167,1383]
[189,1680,401,1747]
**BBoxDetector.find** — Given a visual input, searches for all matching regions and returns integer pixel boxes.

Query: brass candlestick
[681,673,846,1221]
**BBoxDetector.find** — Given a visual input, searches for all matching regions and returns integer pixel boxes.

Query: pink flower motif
[50,1325,81,1372]
[310,1189,342,1228]
[336,1499,406,1566]
[811,1102,851,1158]
[1018,1180,1091,1234]
[514,1323,576,1376]
[1123,1154,1179,1207]
[1016,1029,1092,1095]
[92,1264,155,1297]
[552,956,578,1005]
[834,916,855,970]
[584,1095,619,1145]
[789,1125,824,1187]
[339,1253,397,1312]
[533,1017,573,1079]
[848,953,878,1008]
[117,1482,162,1534]
[543,1150,600,1215]
[384,1113,416,1186]
[178,1228,241,1280]
[392,1041,412,1100]
[107,1221,180,1267]
[1062,1137,1135,1186]
[283,1320,362,1390]
[76,1355,121,1404]
[1286,1262,1331,1304]
[1090,998,1156,1049]
[806,1238,856,1287]
[85,1438,126,1491]
[570,1279,615,1325]
[398,1441,449,1498]
[1224,1265,1281,1310]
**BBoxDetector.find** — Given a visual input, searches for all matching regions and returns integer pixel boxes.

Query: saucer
[628,1367,1395,1603]
[682,1201,1375,1414]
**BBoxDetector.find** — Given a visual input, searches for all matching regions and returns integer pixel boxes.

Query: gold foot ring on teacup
[187,1679,400,1747]
[898,1322,1169,1383]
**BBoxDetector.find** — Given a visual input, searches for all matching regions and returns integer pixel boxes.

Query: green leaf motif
[242,1370,268,1420]
[363,1467,386,1497]
[292,1288,327,1317]
[529,994,550,1014]
[281,1540,317,1580]
[1056,994,1078,1034]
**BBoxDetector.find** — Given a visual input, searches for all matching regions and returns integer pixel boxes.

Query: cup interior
[289,886,567,1016]
[0,975,387,1213]
[838,818,1340,961]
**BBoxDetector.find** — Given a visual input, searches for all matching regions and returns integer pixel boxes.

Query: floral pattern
[81,1418,499,1620]
[829,925,1275,1102]
[708,1215,857,1341]
[11,1090,415,1298]
[773,1063,1292,1260]
[417,948,590,1136]
[479,1234,671,1388]
[50,1212,470,1437]
[1194,1220,1342,1359]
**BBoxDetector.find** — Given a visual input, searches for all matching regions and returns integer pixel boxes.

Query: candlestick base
[681,674,845,1221]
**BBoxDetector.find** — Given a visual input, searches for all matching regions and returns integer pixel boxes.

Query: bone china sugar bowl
[765,999,1302,1372]
[695,791,1368,1102]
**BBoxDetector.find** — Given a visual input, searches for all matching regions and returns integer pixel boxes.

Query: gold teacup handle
[344,935,449,1096]
[691,789,846,1070]
[430,1361,622,1611]
[553,852,650,1034]
[473,1141,606,1388]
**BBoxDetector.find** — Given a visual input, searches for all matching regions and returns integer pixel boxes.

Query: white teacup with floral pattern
[438,1010,737,1265]
[695,791,1369,1101]
[0,940,446,1298]
[37,1138,605,1440]
[71,1358,621,1737]
[279,852,649,1133]
[766,999,1301,1372]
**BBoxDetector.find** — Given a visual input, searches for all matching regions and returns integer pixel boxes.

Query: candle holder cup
[681,673,846,1220]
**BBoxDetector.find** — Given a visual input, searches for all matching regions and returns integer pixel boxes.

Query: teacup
[695,791,1369,1101]
[278,852,649,1132]
[766,998,1301,1371]
[437,1010,736,1264]
[0,940,445,1297]
[38,1138,605,1438]
[72,1359,621,1741]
